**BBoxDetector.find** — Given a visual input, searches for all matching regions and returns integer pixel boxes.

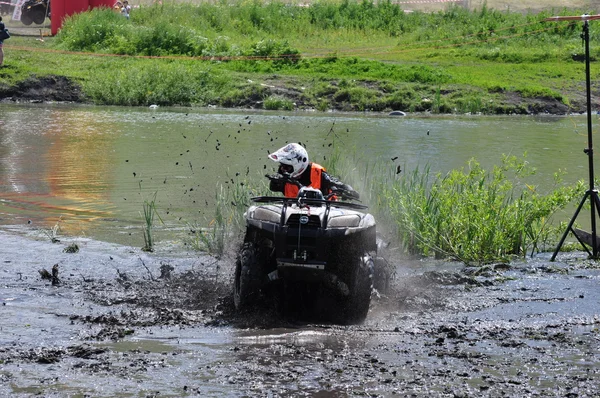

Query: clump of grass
[56,7,300,61]
[42,217,63,243]
[383,156,582,264]
[141,191,163,252]
[325,146,582,265]
[316,99,330,112]
[187,174,267,257]
[83,61,231,106]
[264,96,295,110]
[189,186,227,257]
[63,243,79,253]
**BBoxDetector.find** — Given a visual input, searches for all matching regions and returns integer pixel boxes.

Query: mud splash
[1,228,600,396]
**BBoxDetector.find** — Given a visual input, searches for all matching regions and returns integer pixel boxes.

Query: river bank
[2,2,598,115]
[1,226,600,396]
[0,73,589,115]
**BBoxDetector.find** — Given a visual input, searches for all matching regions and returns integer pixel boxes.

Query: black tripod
[549,17,600,260]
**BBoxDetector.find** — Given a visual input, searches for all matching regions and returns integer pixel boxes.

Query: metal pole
[545,15,600,260]
[583,21,598,257]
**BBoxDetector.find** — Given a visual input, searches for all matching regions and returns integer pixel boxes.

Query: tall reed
[325,148,582,264]
[187,174,269,257]
[141,191,162,252]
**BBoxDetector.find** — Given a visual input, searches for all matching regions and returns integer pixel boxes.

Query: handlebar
[266,173,360,202]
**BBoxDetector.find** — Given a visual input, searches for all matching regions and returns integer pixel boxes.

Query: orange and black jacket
[269,163,335,198]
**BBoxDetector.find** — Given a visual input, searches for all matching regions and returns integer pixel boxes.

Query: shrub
[325,149,582,264]
[378,156,582,264]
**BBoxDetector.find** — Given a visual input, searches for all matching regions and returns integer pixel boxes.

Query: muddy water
[2,105,600,396]
[1,229,600,396]
[1,104,597,247]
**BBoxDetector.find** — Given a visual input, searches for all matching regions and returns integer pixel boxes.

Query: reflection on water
[0,103,597,246]
[0,106,117,238]
[236,329,345,347]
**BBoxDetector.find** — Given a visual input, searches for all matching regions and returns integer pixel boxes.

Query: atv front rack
[251,196,368,211]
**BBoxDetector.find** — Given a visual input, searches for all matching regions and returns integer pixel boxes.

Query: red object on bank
[51,0,114,36]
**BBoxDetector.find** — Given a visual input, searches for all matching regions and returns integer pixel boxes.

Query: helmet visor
[279,163,294,174]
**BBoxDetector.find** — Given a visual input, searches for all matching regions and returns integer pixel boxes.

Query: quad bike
[234,175,391,324]
[20,0,50,26]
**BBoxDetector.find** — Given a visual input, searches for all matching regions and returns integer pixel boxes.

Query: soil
[0,73,595,115]
[0,75,83,104]
[1,227,600,397]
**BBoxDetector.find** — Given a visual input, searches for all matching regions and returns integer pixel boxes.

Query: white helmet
[268,143,309,178]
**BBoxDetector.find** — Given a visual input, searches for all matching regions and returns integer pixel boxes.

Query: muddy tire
[233,243,265,310]
[21,13,33,25]
[339,254,373,324]
[31,8,47,25]
[373,256,392,294]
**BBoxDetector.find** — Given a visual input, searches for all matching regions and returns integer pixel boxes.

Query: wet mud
[0,75,84,103]
[1,228,600,397]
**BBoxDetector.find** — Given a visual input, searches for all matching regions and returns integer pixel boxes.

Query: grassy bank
[0,1,598,113]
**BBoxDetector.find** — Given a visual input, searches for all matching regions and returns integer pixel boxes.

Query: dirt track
[1,227,600,396]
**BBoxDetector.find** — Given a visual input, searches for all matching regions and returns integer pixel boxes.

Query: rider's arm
[322,172,360,201]
[320,171,334,196]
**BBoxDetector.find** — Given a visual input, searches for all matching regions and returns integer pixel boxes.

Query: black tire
[373,256,392,294]
[31,8,47,25]
[339,254,373,324]
[21,13,33,26]
[233,243,265,310]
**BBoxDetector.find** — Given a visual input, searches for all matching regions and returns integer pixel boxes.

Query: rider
[267,143,357,200]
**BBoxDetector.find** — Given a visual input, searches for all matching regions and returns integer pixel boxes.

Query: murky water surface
[1,104,597,246]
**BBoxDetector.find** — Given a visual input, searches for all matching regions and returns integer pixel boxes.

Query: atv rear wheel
[339,254,373,324]
[233,243,265,310]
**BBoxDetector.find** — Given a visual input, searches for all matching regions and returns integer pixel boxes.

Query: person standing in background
[0,16,5,67]
[122,1,131,19]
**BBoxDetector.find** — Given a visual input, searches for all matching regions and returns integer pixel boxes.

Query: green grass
[1,1,597,113]
[264,96,296,110]
[141,191,162,252]
[185,175,267,257]
[324,148,584,264]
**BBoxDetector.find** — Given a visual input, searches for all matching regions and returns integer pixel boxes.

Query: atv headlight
[250,207,280,223]
[328,214,361,228]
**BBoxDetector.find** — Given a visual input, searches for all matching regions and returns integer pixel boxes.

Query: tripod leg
[551,191,590,261]
[590,190,600,258]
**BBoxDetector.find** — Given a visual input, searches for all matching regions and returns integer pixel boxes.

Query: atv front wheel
[21,13,33,25]
[31,8,47,24]
[339,254,373,324]
[233,243,265,310]
[373,256,393,294]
